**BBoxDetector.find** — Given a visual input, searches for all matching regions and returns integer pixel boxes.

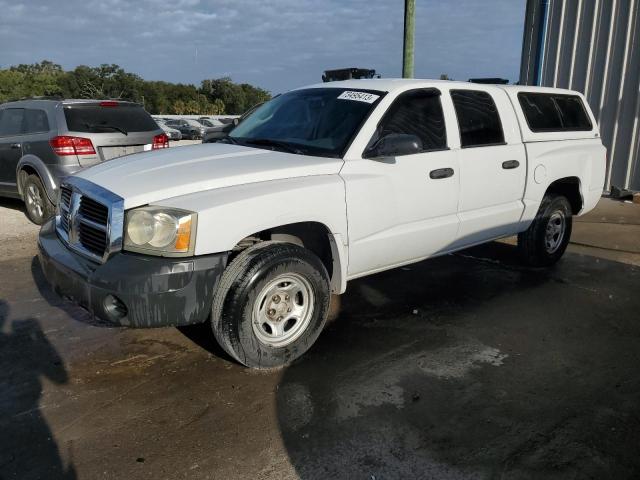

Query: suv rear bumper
[37,218,228,328]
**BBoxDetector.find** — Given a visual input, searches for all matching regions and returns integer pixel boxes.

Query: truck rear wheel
[518,194,572,267]
[211,242,330,368]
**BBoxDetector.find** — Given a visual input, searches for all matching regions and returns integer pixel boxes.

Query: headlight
[124,206,197,256]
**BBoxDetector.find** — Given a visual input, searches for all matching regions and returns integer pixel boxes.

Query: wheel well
[547,177,582,214]
[17,166,38,196]
[232,222,334,280]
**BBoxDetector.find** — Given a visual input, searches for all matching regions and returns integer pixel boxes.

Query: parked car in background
[38,80,605,368]
[164,119,205,140]
[0,98,167,224]
[202,103,263,143]
[155,119,182,141]
[196,118,223,128]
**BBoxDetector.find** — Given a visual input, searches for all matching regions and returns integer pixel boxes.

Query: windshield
[229,88,384,157]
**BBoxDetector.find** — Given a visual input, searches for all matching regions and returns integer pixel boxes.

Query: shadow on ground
[0,300,76,480]
[276,242,640,479]
[0,197,26,214]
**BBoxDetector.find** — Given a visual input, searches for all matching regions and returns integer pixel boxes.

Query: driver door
[341,89,460,278]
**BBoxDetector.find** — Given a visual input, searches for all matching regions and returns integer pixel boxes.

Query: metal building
[520,0,640,192]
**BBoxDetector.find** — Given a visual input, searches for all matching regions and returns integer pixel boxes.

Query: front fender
[160,175,349,292]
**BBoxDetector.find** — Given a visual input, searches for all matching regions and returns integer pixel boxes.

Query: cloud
[0,0,526,92]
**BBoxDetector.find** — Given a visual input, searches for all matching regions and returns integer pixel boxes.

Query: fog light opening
[103,294,128,321]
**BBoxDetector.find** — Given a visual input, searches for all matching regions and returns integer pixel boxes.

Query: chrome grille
[79,222,108,256]
[55,177,124,263]
[59,186,72,233]
[79,197,109,226]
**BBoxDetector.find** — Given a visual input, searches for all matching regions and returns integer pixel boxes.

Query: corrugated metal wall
[520,0,640,191]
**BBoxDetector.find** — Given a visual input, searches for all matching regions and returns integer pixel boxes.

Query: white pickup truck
[38,79,606,368]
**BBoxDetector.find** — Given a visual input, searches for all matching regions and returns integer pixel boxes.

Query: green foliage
[0,60,271,115]
[200,77,270,114]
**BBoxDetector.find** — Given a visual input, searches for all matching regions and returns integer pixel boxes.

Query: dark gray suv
[0,99,167,224]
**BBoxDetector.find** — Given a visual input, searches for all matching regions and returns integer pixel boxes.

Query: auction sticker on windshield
[337,91,380,103]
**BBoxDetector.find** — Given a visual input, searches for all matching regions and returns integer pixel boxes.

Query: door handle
[429,167,454,179]
[10,143,21,149]
[502,160,520,169]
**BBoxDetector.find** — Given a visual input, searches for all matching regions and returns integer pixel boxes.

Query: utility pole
[402,0,415,78]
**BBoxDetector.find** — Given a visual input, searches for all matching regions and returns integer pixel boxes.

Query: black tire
[212,242,330,369]
[22,174,54,225]
[518,194,573,267]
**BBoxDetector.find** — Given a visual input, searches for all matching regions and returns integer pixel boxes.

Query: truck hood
[76,143,344,209]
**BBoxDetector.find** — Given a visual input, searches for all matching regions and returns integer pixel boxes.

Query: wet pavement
[1,198,640,479]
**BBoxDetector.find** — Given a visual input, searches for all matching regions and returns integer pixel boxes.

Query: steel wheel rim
[252,273,315,348]
[544,210,566,254]
[26,184,44,220]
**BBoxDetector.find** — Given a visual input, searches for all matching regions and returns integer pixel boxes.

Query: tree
[0,61,269,115]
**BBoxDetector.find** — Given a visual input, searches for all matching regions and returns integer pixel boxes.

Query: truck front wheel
[211,242,330,368]
[518,194,573,267]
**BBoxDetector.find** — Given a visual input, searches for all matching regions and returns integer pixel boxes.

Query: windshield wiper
[84,122,128,136]
[242,138,305,155]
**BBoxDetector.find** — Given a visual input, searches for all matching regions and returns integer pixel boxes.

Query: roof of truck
[300,78,583,97]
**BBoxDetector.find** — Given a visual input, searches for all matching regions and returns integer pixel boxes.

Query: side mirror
[233,118,240,126]
[365,133,423,158]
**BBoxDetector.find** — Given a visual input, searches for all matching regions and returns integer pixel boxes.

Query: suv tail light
[50,136,96,156]
[152,133,169,149]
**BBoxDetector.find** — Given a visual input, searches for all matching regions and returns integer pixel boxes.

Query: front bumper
[37,218,228,328]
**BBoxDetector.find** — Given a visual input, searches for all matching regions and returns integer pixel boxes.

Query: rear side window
[24,109,50,133]
[373,89,447,152]
[451,90,505,148]
[0,108,25,136]
[63,104,158,133]
[518,93,592,132]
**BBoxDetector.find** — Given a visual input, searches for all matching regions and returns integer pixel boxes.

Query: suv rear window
[24,109,50,133]
[0,108,25,136]
[518,93,592,132]
[63,103,158,133]
[450,90,505,148]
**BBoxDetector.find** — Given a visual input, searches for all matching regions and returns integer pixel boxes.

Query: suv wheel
[212,242,330,368]
[518,194,573,267]
[23,174,54,225]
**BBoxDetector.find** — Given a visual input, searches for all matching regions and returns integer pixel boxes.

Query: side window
[0,108,25,136]
[518,93,592,132]
[371,89,447,153]
[24,109,50,134]
[450,90,505,148]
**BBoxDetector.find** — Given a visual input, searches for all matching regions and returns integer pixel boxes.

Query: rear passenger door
[0,108,25,193]
[449,88,526,247]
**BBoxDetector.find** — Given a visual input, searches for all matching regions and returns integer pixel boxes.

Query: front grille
[59,186,72,233]
[56,179,122,263]
[79,197,109,225]
[60,186,72,208]
[79,222,108,256]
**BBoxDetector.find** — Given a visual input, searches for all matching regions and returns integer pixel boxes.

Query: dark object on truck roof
[322,68,380,82]
[468,78,510,84]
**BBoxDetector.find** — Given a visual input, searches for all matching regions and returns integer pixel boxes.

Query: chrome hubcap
[544,211,566,254]
[252,273,314,348]
[26,184,44,219]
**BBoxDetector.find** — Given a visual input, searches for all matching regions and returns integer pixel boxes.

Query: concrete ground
[1,196,639,480]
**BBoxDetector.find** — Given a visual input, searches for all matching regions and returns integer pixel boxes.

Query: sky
[0,0,527,94]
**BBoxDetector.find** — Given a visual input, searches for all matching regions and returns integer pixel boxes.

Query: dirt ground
[1,196,639,479]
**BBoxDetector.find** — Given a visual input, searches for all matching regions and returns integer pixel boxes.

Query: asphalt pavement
[1,196,639,479]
